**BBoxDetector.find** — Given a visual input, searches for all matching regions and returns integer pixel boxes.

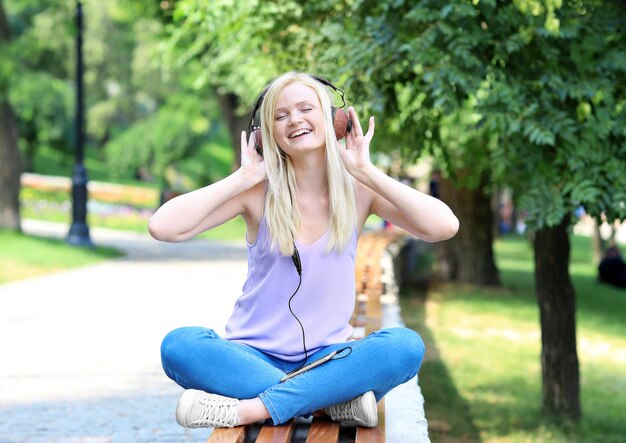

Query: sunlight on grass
[402,234,626,443]
[197,217,247,241]
[0,230,123,284]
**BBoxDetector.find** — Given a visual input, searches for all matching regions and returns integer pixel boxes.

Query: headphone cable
[287,245,309,373]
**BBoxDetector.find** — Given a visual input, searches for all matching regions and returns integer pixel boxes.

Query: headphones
[248,75,353,155]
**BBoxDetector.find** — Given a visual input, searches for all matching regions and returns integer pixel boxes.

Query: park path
[0,220,428,443]
[0,220,248,443]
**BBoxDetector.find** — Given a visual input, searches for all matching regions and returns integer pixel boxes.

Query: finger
[349,107,364,137]
[241,131,247,153]
[364,116,375,140]
[248,130,257,149]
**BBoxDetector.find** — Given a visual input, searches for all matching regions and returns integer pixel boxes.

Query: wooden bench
[208,229,409,443]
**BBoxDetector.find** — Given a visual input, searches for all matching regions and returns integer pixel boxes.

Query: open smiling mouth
[289,129,312,139]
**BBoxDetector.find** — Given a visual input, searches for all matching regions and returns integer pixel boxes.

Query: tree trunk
[533,217,581,421]
[214,90,250,169]
[436,171,500,285]
[0,1,22,231]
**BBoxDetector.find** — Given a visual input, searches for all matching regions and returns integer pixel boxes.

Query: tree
[477,0,626,419]
[265,0,626,420]
[0,0,22,231]
[339,0,626,420]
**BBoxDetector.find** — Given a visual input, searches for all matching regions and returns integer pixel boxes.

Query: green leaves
[6,0,617,229]
[104,96,210,186]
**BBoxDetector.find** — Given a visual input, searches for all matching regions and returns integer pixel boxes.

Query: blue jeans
[161,326,425,425]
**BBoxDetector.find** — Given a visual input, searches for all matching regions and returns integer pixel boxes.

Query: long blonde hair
[259,72,357,256]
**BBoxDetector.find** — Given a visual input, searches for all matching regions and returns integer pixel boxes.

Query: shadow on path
[22,219,249,262]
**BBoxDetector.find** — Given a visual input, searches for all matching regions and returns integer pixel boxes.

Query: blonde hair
[259,72,357,256]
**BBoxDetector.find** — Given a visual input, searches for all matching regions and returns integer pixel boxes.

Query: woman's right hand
[239,130,266,184]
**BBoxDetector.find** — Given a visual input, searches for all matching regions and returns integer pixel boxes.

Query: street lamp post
[67,0,91,246]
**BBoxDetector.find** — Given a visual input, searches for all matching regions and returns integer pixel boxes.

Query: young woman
[149,72,459,429]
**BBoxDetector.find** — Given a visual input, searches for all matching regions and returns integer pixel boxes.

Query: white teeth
[289,129,311,139]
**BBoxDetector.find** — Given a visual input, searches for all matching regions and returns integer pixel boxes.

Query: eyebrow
[274,101,315,113]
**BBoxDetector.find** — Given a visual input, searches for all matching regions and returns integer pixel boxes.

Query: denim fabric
[161,326,425,425]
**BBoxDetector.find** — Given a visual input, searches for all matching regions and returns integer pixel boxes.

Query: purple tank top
[224,217,357,361]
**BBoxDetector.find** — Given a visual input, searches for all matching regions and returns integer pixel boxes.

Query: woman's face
[272,82,326,155]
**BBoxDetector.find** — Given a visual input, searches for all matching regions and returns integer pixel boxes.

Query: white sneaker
[324,391,378,427]
[175,389,240,428]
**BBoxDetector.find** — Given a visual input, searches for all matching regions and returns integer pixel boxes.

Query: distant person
[149,72,459,430]
[598,247,626,288]
[429,169,441,199]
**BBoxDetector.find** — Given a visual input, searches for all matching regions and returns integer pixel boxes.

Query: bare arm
[343,107,459,242]
[357,169,458,241]
[148,131,266,243]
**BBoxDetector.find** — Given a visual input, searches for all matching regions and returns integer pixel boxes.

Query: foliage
[83,1,164,141]
[9,71,73,161]
[104,95,213,188]
[165,1,374,117]
[474,1,626,228]
[242,0,625,231]
[2,0,228,190]
[2,0,74,169]
[7,0,621,222]
[337,0,626,231]
[166,0,292,100]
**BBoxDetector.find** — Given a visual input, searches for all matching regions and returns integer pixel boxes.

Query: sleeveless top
[224,216,357,362]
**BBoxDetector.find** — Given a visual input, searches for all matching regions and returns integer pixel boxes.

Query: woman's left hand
[340,107,375,179]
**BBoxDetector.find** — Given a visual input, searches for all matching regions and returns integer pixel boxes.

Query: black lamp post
[67,0,91,246]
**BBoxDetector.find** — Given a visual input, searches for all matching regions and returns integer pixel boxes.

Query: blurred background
[1,1,625,442]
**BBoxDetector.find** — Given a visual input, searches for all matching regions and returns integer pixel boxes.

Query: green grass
[401,234,626,443]
[197,217,247,241]
[0,230,124,284]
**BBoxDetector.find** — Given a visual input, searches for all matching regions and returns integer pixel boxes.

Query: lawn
[401,234,626,443]
[0,230,124,284]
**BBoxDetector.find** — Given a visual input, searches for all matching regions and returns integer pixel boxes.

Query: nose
[288,111,303,125]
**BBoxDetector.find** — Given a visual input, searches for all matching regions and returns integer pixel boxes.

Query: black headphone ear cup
[253,128,263,156]
[331,107,352,140]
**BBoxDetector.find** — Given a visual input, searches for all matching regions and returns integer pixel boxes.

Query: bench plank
[207,426,247,443]
[355,399,386,443]
[305,419,340,442]
[255,420,296,443]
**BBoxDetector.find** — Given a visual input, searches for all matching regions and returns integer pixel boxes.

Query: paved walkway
[0,220,428,443]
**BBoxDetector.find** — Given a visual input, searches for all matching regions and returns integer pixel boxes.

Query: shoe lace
[197,397,239,427]
[330,398,358,420]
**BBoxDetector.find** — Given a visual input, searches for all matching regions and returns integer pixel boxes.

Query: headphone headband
[248,74,352,154]
[249,74,348,130]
